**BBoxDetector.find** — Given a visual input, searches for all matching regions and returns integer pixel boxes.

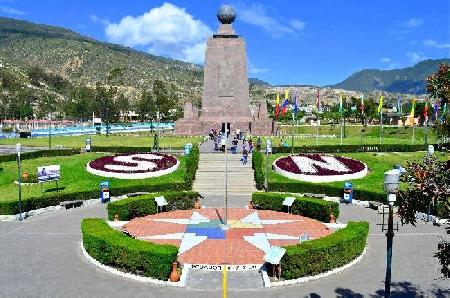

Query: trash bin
[100,181,110,203]
[343,182,353,203]
[85,138,92,152]
[184,143,192,155]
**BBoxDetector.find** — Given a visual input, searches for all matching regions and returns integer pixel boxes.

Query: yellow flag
[377,96,384,113]
[410,99,416,118]
[276,93,280,105]
[284,89,289,99]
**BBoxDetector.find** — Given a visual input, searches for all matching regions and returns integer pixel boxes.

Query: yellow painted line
[222,266,228,298]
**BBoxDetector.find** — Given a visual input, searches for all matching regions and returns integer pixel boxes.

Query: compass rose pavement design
[122,208,332,265]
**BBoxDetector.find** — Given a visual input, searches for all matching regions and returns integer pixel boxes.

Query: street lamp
[16,143,23,221]
[383,169,400,297]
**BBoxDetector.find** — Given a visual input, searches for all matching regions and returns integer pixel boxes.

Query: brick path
[123,208,331,265]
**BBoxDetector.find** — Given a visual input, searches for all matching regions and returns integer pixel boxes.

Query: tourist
[242,146,248,165]
[248,138,254,153]
[236,128,240,140]
[232,137,239,154]
[220,134,226,152]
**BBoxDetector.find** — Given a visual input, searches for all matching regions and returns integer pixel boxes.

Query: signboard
[37,165,60,182]
[100,181,110,203]
[266,139,272,154]
[85,138,91,152]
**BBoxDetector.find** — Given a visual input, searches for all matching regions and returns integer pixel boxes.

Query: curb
[80,241,187,287]
[262,245,368,287]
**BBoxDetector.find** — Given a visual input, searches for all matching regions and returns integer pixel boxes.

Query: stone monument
[175,5,274,136]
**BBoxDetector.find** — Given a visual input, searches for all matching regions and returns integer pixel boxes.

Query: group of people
[209,128,263,165]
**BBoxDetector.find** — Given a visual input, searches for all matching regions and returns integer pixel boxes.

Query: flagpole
[379,110,383,144]
[412,123,415,145]
[316,114,319,146]
[291,112,295,153]
[340,114,343,145]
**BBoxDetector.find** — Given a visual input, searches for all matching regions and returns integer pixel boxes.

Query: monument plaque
[175,5,274,136]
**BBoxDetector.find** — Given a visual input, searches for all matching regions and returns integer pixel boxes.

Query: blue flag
[294,95,298,115]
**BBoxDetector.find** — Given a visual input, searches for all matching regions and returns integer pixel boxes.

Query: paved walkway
[1,203,448,297]
[123,208,331,265]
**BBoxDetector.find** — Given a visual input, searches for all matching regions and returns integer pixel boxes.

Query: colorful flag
[441,102,448,121]
[316,89,321,112]
[339,93,343,114]
[284,89,289,100]
[275,93,280,117]
[281,98,289,116]
[293,94,298,115]
[433,102,439,120]
[423,100,429,123]
[361,94,365,114]
[409,99,416,118]
[377,96,384,114]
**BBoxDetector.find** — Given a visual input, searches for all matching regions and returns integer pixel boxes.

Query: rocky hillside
[332,59,450,94]
[0,17,203,98]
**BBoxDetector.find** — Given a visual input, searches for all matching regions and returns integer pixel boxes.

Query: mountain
[249,77,271,87]
[0,16,203,99]
[332,59,450,94]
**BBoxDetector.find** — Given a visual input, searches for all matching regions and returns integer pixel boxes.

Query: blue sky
[0,0,449,86]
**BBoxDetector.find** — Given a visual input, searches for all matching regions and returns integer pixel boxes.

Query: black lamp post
[383,169,400,297]
[16,143,23,221]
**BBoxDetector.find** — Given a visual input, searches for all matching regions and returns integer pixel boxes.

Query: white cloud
[403,18,424,28]
[104,2,212,64]
[424,39,450,49]
[406,52,427,63]
[0,5,26,15]
[380,58,392,64]
[290,19,306,30]
[90,14,110,26]
[238,4,305,38]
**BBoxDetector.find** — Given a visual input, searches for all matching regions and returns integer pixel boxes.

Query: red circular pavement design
[122,208,332,265]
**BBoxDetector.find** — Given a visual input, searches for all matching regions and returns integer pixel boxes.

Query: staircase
[193,152,257,204]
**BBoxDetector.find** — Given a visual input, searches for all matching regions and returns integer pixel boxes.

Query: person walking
[232,137,238,154]
[242,146,248,165]
[256,136,262,151]
[220,134,226,152]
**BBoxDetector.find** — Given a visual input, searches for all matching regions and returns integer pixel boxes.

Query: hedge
[0,149,80,163]
[90,146,184,153]
[82,218,178,280]
[252,150,265,190]
[107,191,201,221]
[0,183,189,215]
[267,181,385,203]
[251,192,339,222]
[184,146,199,188]
[272,143,435,154]
[281,221,369,279]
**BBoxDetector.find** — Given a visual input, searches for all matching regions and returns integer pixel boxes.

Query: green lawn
[0,134,201,149]
[273,124,437,146]
[0,152,186,202]
[266,151,435,197]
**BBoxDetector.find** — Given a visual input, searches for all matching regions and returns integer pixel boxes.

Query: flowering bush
[87,153,179,179]
[273,154,368,183]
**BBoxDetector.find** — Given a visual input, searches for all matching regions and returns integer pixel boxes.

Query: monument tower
[175,5,274,136]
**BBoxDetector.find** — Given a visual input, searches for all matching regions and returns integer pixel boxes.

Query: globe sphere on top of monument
[217,5,236,24]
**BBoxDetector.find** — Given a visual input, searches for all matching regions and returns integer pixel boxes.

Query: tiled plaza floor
[123,208,331,265]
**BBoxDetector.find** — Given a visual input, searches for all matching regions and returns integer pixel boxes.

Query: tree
[397,154,450,278]
[136,90,156,121]
[153,80,178,120]
[426,63,450,105]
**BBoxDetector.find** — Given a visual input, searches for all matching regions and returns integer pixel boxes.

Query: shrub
[272,144,433,154]
[251,192,339,222]
[267,181,385,203]
[0,183,190,215]
[281,221,369,279]
[82,218,178,280]
[252,150,265,190]
[107,191,201,221]
[0,149,80,163]
[184,146,199,188]
[91,146,184,153]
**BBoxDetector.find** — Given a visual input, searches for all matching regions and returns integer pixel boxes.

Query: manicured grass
[266,151,432,197]
[0,134,201,149]
[0,152,186,202]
